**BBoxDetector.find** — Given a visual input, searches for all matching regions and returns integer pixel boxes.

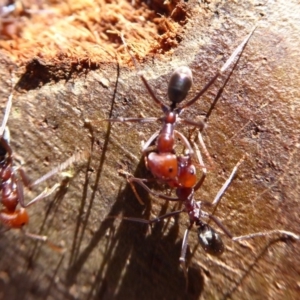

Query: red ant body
[0,93,86,240]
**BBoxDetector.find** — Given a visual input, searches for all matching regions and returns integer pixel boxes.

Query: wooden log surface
[0,1,299,299]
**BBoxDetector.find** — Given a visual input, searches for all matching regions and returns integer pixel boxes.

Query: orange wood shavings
[0,0,188,67]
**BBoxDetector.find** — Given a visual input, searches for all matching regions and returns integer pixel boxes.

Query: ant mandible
[106,27,257,202]
[0,91,86,241]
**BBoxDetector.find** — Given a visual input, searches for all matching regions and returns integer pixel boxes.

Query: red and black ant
[0,91,87,241]
[105,27,299,273]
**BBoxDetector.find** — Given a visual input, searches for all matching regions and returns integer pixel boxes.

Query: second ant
[0,91,88,242]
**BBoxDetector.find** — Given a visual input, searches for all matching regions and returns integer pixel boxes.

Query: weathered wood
[0,1,299,299]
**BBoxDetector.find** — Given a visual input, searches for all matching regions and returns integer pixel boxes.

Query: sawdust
[0,0,189,67]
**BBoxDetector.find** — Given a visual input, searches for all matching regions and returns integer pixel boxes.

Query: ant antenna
[120,32,169,112]
[120,33,140,74]
[181,25,257,111]
[211,155,246,205]
[30,150,89,187]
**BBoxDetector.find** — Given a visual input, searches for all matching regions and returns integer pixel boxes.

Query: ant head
[168,66,192,108]
[197,222,224,256]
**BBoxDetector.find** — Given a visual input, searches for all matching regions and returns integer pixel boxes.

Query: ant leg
[197,131,215,170]
[142,130,160,154]
[204,34,249,123]
[199,157,245,233]
[139,74,169,112]
[21,228,65,252]
[119,169,149,205]
[16,167,59,208]
[207,213,233,238]
[174,130,194,155]
[30,151,88,187]
[119,169,180,205]
[21,228,48,241]
[109,209,183,226]
[120,33,169,112]
[18,181,61,208]
[178,118,205,131]
[0,226,11,234]
[190,136,207,192]
[212,156,245,206]
[232,230,299,242]
[117,212,197,284]
[17,151,88,207]
[128,176,181,202]
[126,176,146,205]
[102,116,160,124]
[17,167,32,187]
[179,224,193,281]
[205,200,299,243]
[108,209,182,237]
[182,26,257,110]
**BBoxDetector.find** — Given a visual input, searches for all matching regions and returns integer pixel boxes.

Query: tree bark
[0,1,299,299]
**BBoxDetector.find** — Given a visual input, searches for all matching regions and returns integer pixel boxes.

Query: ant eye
[168,167,173,173]
[168,66,192,105]
[198,223,224,256]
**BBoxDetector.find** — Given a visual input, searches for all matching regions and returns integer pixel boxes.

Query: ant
[106,27,257,203]
[105,27,299,274]
[0,91,87,241]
